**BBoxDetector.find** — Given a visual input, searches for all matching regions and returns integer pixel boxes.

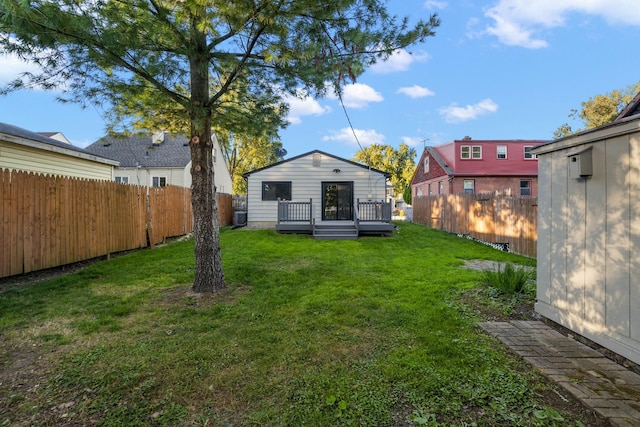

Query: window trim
[497,145,507,159]
[261,181,292,201]
[520,179,531,196]
[463,179,475,194]
[115,176,129,184]
[424,156,430,173]
[461,145,482,159]
[152,176,167,187]
[524,146,537,160]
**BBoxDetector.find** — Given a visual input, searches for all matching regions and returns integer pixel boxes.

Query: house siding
[245,152,388,227]
[0,140,113,180]
[533,119,640,365]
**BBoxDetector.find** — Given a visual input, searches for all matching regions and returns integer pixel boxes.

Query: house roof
[85,133,193,168]
[242,149,391,178]
[0,122,118,166]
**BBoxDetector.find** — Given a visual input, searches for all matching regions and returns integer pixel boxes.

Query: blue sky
[2,0,640,161]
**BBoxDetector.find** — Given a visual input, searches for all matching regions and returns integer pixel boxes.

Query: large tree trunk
[188,35,224,292]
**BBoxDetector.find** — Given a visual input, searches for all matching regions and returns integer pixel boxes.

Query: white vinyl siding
[0,140,113,180]
[246,152,387,225]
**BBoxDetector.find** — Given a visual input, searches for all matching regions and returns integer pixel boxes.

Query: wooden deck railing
[277,198,313,225]
[357,199,392,222]
[277,198,391,223]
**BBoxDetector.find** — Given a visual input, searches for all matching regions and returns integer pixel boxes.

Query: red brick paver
[479,321,640,427]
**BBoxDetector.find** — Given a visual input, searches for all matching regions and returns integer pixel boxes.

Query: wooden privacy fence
[412,193,537,258]
[1,169,232,278]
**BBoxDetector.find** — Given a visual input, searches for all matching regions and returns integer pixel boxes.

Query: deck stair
[313,222,358,240]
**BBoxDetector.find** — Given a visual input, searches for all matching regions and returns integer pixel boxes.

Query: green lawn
[0,223,593,426]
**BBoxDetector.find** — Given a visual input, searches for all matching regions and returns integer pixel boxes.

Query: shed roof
[85,133,193,168]
[242,149,390,178]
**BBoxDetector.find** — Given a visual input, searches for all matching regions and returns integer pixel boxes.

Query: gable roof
[615,92,640,122]
[0,122,118,166]
[85,133,192,168]
[242,149,390,178]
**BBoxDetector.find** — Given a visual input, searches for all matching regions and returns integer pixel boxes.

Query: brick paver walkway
[479,321,640,427]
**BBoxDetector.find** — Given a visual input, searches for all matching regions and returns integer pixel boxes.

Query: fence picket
[0,169,238,278]
[413,193,537,258]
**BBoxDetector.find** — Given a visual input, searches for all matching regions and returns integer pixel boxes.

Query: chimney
[152,131,165,145]
[462,136,472,140]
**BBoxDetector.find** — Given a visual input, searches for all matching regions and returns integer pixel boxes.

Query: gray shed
[532,93,640,365]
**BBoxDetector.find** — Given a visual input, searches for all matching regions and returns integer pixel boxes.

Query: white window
[520,180,531,196]
[463,179,475,194]
[424,157,430,173]
[439,181,444,195]
[461,145,482,159]
[428,183,432,195]
[417,187,423,197]
[497,145,507,159]
[115,176,129,184]
[524,146,537,159]
[152,176,167,187]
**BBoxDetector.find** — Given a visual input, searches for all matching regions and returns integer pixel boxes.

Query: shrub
[481,263,533,295]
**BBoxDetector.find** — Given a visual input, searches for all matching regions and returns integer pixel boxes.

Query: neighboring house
[0,122,118,180]
[37,131,71,145]
[532,93,640,366]
[411,138,544,199]
[85,132,232,194]
[242,150,391,230]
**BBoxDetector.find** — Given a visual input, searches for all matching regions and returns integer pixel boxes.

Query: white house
[0,122,118,180]
[532,93,640,366]
[242,150,392,235]
[85,132,233,194]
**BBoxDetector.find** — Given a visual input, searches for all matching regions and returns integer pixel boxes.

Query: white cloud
[322,127,385,147]
[283,92,331,124]
[484,0,640,48]
[339,83,383,109]
[424,0,447,9]
[401,136,424,147]
[369,49,431,74]
[440,98,498,123]
[397,85,435,99]
[0,54,39,85]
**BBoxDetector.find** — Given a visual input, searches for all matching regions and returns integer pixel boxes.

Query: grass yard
[0,223,605,426]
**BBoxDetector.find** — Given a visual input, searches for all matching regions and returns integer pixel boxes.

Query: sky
[2,0,640,161]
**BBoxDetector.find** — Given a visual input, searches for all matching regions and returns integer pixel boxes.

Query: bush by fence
[412,192,537,258]
[1,169,232,278]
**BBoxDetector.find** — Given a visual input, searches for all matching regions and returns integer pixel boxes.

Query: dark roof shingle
[85,133,191,168]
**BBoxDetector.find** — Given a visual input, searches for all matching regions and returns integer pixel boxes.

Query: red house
[411,138,544,198]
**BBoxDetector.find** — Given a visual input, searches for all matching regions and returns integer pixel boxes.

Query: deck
[275,199,394,239]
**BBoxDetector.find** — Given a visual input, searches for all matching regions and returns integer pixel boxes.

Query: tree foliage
[554,81,640,139]
[353,143,416,199]
[0,0,440,291]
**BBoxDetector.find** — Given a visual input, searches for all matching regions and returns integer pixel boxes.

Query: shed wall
[535,126,640,365]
